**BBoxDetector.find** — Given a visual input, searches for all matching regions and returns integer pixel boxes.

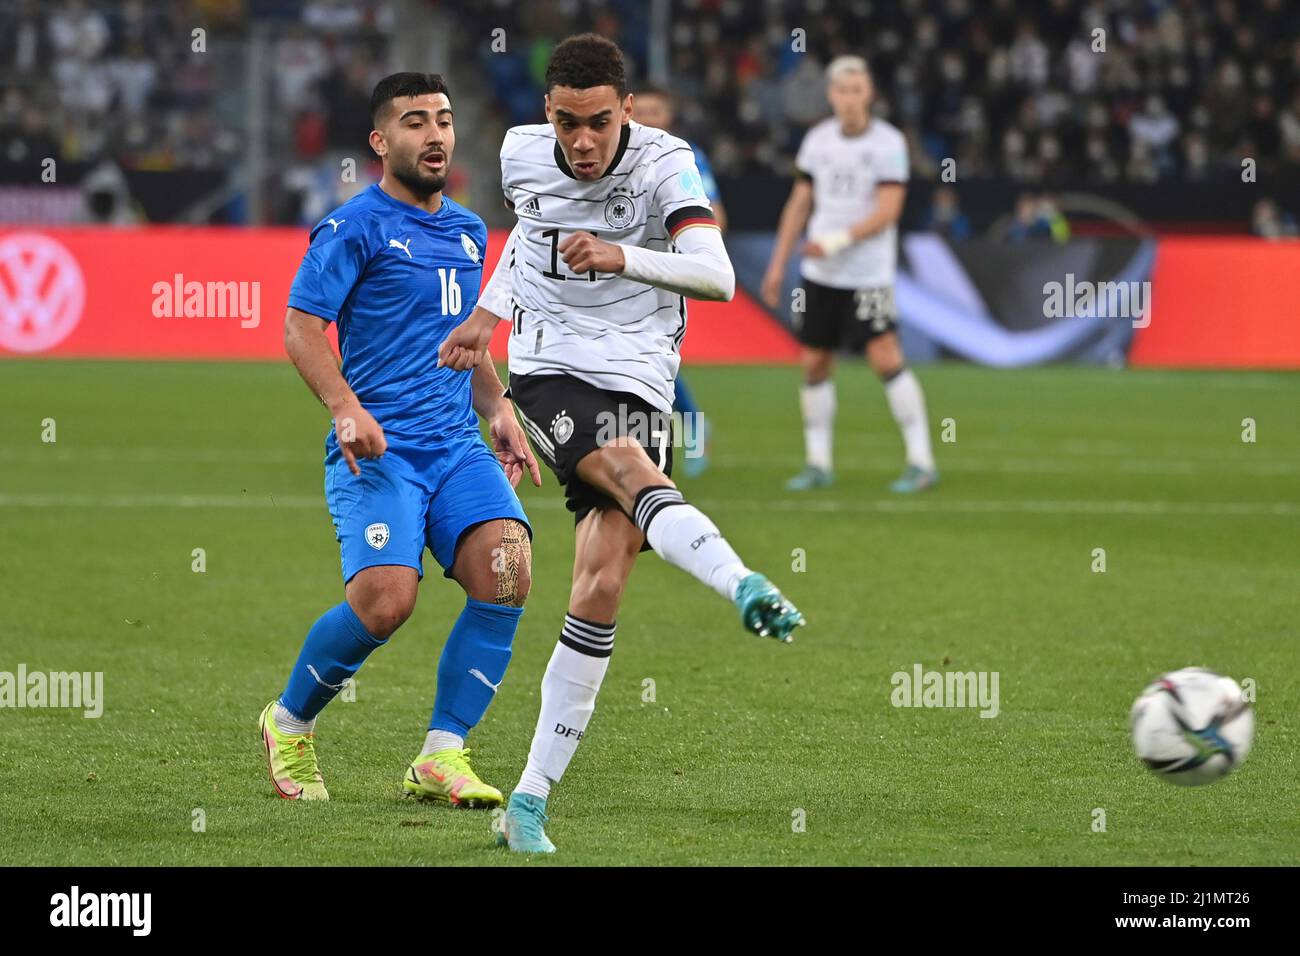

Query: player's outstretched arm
[437,304,500,371]
[559,225,735,302]
[284,306,386,476]
[438,224,519,371]
[761,179,813,307]
[470,359,541,488]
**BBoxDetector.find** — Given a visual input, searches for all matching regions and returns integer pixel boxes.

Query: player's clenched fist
[559,231,625,275]
[333,401,386,476]
[437,306,497,371]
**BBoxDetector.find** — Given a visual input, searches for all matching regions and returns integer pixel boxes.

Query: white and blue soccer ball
[1130,667,1254,786]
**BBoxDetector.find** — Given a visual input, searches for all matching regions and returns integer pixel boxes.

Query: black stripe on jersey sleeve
[794,167,812,182]
[665,205,717,237]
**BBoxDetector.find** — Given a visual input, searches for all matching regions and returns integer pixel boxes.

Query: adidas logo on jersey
[518,196,542,219]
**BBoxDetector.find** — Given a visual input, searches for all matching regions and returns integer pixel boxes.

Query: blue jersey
[688,142,721,204]
[287,183,489,445]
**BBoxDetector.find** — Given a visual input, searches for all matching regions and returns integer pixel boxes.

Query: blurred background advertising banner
[5,227,1295,367]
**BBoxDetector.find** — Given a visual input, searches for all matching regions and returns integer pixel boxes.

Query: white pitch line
[1,447,306,464]
[0,492,1295,518]
[707,454,1300,476]
[5,447,1294,478]
[744,498,1300,517]
[6,444,1299,472]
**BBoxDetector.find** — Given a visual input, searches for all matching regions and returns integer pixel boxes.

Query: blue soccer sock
[429,598,523,739]
[673,375,701,416]
[278,601,386,723]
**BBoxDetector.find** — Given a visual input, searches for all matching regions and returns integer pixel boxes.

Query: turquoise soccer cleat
[785,465,833,491]
[495,791,556,854]
[734,572,805,642]
[889,464,939,494]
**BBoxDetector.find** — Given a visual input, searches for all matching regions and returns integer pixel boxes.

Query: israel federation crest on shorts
[365,522,390,550]
[551,410,574,445]
[460,233,481,263]
[604,194,636,229]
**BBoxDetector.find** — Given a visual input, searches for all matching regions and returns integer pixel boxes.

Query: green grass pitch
[1,359,1296,866]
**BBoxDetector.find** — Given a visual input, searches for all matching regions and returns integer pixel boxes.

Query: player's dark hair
[370,72,450,125]
[546,33,626,97]
[635,85,674,105]
[637,85,676,102]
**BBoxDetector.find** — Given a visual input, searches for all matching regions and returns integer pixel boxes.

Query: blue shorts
[323,432,530,584]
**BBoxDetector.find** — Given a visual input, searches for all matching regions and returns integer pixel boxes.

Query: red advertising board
[1130,237,1300,368]
[5,227,1295,367]
[0,227,798,363]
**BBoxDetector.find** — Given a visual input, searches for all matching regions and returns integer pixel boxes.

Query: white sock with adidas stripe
[632,486,752,601]
[514,616,615,801]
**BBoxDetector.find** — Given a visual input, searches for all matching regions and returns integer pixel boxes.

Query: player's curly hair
[370,72,450,124]
[545,33,626,97]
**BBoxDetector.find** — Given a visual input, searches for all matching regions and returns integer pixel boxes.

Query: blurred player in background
[259,73,541,807]
[631,86,725,478]
[763,56,937,494]
[439,34,804,854]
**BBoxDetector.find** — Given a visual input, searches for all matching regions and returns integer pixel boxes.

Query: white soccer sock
[883,368,935,472]
[273,701,314,735]
[514,618,615,801]
[421,729,465,755]
[800,381,835,471]
[633,487,752,601]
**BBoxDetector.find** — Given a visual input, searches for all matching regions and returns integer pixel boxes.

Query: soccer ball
[1130,667,1254,786]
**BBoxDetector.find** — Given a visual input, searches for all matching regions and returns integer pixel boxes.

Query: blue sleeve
[287,220,369,323]
[691,145,722,203]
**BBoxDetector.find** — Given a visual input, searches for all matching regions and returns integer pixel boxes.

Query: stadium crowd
[471,0,1300,184]
[1,0,1297,228]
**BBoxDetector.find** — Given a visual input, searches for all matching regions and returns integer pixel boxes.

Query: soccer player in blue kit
[258,73,541,807]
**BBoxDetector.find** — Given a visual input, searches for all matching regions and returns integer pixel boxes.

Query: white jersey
[796,117,908,289]
[497,120,715,413]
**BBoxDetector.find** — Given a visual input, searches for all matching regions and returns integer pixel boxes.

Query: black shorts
[795,279,898,350]
[507,373,674,529]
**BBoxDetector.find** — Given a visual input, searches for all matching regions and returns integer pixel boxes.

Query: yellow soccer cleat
[259,700,329,801]
[401,748,503,809]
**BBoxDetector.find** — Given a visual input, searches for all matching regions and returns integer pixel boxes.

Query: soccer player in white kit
[762,56,938,494]
[438,34,804,853]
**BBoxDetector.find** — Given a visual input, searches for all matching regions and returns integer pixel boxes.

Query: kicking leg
[868,332,938,493]
[580,440,804,640]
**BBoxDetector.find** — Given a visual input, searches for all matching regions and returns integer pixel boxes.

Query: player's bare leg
[345,565,420,639]
[867,332,938,493]
[499,507,641,852]
[788,345,837,490]
[403,519,532,808]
